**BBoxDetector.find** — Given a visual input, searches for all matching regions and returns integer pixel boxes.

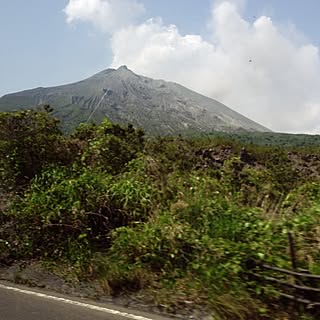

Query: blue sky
[1,0,320,133]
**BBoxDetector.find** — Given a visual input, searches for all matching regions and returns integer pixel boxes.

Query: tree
[82,119,145,174]
[0,110,65,189]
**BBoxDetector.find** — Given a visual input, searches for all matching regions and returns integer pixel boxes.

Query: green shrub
[0,110,69,188]
[5,167,108,261]
[81,119,145,174]
[2,111,320,319]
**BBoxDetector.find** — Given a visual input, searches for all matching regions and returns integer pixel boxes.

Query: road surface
[0,281,173,320]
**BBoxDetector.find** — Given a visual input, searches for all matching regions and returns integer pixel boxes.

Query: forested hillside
[1,110,320,319]
[202,131,320,148]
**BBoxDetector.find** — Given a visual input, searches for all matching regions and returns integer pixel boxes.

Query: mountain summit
[0,66,269,134]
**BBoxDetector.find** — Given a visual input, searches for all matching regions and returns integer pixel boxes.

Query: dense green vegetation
[200,130,320,148]
[1,110,320,319]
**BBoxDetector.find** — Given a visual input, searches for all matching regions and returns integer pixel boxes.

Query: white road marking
[0,283,153,320]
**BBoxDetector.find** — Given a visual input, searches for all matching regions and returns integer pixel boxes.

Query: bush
[2,111,320,319]
[81,119,145,174]
[0,110,70,189]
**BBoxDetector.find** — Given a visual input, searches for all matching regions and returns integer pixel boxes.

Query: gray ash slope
[0,66,269,135]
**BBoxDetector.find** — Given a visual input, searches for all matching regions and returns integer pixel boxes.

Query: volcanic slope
[0,66,269,135]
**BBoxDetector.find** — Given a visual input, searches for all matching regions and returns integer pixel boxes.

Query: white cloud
[65,0,320,133]
[64,0,145,33]
[212,0,247,14]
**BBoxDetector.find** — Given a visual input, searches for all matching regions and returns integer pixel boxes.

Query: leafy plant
[2,110,320,319]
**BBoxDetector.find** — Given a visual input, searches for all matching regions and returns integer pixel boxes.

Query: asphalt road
[0,282,173,320]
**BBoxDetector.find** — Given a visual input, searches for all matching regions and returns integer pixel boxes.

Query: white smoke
[64,0,145,33]
[64,0,320,133]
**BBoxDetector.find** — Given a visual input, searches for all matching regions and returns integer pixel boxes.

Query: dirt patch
[195,145,235,169]
[0,262,104,298]
[0,262,211,319]
[288,152,320,179]
[194,146,320,182]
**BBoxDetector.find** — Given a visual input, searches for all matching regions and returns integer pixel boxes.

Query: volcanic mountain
[0,66,269,134]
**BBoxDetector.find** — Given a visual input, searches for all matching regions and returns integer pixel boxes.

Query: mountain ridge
[0,66,270,135]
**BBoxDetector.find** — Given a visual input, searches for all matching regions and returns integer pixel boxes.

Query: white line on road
[0,283,153,320]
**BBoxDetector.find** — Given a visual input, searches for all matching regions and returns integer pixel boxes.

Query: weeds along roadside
[1,110,320,319]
